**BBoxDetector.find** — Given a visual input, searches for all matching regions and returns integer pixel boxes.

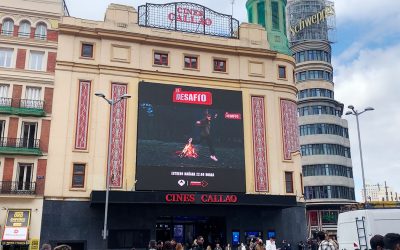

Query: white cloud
[334,0,400,24]
[334,44,400,200]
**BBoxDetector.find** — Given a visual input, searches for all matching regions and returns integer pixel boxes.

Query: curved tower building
[246,0,292,55]
[287,0,356,235]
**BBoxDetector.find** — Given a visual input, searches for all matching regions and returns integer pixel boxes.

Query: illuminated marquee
[138,2,239,38]
[289,5,335,36]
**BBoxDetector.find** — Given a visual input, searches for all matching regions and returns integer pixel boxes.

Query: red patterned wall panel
[281,99,300,160]
[75,81,91,150]
[251,96,268,192]
[108,83,127,188]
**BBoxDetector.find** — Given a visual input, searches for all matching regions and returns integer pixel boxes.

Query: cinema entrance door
[156,216,226,246]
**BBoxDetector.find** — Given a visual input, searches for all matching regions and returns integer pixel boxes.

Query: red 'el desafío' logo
[173,88,212,105]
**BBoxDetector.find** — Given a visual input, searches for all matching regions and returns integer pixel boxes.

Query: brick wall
[16,49,27,69]
[11,84,22,108]
[7,117,19,138]
[47,30,58,42]
[36,159,47,195]
[47,52,57,73]
[44,87,54,114]
[30,27,36,39]
[40,119,51,153]
[2,158,15,182]
[13,25,19,36]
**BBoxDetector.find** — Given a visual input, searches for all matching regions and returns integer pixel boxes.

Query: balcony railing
[0,137,40,149]
[0,181,36,195]
[0,97,46,116]
[34,34,47,40]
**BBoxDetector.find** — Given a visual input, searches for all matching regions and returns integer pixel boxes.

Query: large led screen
[136,82,245,192]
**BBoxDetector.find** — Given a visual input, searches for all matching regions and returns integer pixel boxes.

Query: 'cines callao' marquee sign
[165,193,238,204]
[289,5,335,36]
[138,2,240,38]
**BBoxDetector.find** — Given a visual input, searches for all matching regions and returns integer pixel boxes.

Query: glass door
[21,122,37,148]
[17,164,33,191]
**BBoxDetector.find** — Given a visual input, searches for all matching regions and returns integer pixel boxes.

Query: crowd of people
[139,232,400,250]
[39,232,400,250]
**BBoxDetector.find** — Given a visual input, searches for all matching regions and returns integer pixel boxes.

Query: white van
[337,209,400,250]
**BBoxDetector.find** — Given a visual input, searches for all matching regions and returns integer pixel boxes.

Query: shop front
[40,191,306,250]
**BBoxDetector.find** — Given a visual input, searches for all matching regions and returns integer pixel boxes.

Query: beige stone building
[0,0,66,249]
[41,3,304,249]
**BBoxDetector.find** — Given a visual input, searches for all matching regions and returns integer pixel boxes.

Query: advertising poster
[2,209,30,241]
[136,82,245,192]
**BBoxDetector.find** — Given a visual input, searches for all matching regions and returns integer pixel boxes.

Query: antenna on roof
[231,0,235,16]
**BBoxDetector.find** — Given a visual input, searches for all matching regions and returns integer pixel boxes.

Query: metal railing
[34,33,47,40]
[0,137,40,149]
[0,181,36,195]
[1,30,13,36]
[0,97,45,109]
[18,31,31,38]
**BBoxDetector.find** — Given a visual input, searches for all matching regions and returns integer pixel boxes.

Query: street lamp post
[95,92,131,245]
[345,105,374,206]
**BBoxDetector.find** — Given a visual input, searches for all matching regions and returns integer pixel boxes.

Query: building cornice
[56,60,298,94]
[58,23,295,62]
[0,37,58,50]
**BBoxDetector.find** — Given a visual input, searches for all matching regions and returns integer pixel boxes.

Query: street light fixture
[95,91,131,243]
[345,105,374,206]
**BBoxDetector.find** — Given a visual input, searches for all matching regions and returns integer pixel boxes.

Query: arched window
[34,23,47,40]
[19,20,31,38]
[1,19,14,36]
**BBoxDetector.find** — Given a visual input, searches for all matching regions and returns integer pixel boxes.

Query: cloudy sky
[65,0,400,201]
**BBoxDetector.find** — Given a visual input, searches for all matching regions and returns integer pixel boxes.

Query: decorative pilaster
[74,81,91,150]
[281,99,300,160]
[109,83,127,188]
[251,96,268,192]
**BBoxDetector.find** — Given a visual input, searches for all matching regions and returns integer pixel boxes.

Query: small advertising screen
[232,231,240,245]
[2,210,30,242]
[136,82,245,192]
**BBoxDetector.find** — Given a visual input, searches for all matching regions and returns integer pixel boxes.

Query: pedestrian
[53,245,71,250]
[266,237,277,250]
[193,236,205,250]
[327,234,338,250]
[177,243,184,250]
[383,233,400,250]
[225,243,232,250]
[164,241,174,250]
[149,240,157,250]
[298,241,306,250]
[281,240,292,250]
[239,243,247,250]
[370,235,384,250]
[41,244,51,250]
[215,243,223,250]
[256,239,265,250]
[158,241,164,250]
[316,231,334,250]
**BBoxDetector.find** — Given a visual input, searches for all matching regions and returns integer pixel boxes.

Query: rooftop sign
[138,2,239,38]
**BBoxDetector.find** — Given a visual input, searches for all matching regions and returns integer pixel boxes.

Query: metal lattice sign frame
[138,2,240,39]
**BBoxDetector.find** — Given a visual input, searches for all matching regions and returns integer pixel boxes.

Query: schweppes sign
[289,5,335,36]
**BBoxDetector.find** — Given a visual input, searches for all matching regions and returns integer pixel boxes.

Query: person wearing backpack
[317,231,334,250]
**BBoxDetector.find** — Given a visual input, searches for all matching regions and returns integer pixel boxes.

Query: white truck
[337,209,400,250]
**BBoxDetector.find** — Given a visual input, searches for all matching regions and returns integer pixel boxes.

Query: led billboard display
[136,82,245,192]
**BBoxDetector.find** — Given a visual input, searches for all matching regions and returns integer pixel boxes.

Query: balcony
[0,181,36,195]
[0,137,42,155]
[0,97,46,117]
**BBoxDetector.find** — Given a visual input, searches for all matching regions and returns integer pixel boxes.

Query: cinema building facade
[41,3,305,249]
